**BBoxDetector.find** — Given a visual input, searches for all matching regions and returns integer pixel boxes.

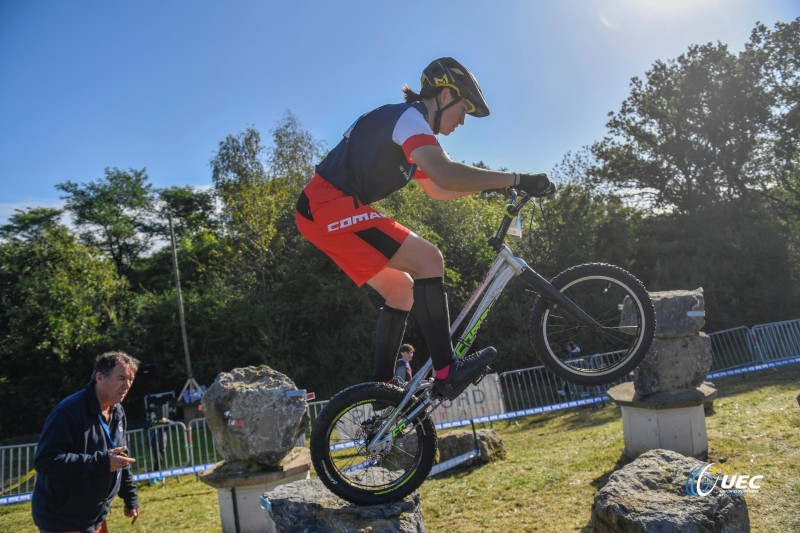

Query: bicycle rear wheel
[310,382,437,505]
[529,263,655,385]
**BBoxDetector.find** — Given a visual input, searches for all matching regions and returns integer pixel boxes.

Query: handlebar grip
[504,183,557,199]
[540,182,557,197]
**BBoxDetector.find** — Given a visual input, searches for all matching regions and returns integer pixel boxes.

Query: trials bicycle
[310,187,656,505]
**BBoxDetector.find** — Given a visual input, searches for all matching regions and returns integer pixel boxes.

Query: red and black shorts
[295,174,411,286]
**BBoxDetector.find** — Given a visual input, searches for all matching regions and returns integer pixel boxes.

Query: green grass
[2,364,798,532]
[0,476,222,533]
[422,364,800,532]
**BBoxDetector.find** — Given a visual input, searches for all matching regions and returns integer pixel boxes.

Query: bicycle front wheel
[310,382,437,505]
[529,263,655,386]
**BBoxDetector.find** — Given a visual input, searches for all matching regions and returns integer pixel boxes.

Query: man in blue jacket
[32,352,141,533]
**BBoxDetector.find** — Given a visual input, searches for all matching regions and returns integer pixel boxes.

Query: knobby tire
[529,263,655,386]
[310,382,437,505]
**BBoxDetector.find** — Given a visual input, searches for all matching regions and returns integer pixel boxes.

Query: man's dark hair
[399,343,415,354]
[91,351,140,383]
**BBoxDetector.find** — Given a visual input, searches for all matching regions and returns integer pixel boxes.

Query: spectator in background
[147,409,170,483]
[32,352,141,533]
[568,342,581,359]
[394,343,415,384]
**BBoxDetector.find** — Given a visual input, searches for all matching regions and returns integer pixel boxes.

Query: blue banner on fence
[707,356,800,379]
[435,396,605,430]
[132,463,218,482]
[0,493,32,506]
[0,464,219,507]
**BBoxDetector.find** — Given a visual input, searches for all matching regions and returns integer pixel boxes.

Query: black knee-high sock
[413,277,455,370]
[373,305,409,382]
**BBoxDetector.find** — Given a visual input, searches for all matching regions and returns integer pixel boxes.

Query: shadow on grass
[498,403,622,435]
[571,452,634,532]
[589,451,632,491]
[557,404,622,431]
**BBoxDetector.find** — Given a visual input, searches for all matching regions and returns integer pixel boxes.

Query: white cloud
[0,199,66,226]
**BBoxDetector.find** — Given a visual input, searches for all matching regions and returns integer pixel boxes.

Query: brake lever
[508,188,519,204]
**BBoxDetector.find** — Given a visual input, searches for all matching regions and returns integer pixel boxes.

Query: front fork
[519,268,600,328]
[366,384,439,456]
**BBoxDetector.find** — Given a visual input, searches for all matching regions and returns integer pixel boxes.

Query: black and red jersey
[316,102,440,205]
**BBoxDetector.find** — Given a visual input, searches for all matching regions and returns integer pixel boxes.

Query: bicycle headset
[420,57,490,134]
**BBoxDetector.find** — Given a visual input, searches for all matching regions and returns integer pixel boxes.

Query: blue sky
[1,0,798,224]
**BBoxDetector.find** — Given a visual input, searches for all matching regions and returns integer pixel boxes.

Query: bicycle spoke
[312,382,438,504]
[531,266,654,386]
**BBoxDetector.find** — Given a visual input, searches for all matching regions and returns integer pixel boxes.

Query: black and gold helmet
[420,57,490,118]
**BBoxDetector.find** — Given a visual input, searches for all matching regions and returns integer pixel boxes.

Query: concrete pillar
[608,289,717,460]
[200,447,311,533]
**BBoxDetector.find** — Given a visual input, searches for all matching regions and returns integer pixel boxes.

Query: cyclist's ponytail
[403,83,442,103]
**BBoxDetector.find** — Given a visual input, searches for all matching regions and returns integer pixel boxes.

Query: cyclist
[295,57,552,400]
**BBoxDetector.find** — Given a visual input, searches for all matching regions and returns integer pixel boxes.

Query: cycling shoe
[434,347,497,400]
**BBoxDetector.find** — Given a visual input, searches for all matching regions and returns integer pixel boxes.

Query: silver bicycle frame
[366,244,530,453]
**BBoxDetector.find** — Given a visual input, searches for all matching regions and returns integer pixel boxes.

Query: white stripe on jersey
[391,107,435,146]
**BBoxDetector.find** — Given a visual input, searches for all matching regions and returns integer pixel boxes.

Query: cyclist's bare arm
[415,176,473,200]
[411,145,516,196]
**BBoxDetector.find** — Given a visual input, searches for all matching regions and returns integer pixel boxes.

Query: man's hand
[124,506,139,524]
[517,173,554,196]
[109,447,136,472]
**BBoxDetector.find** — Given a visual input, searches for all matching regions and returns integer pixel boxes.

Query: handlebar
[487,184,557,253]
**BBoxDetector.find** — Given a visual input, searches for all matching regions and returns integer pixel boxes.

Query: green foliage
[747,19,800,238]
[593,41,770,214]
[0,207,63,241]
[632,197,799,330]
[57,167,157,275]
[157,186,218,238]
[2,19,800,440]
[0,224,130,436]
[210,128,268,190]
[267,110,327,191]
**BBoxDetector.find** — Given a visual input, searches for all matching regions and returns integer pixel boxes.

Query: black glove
[516,173,553,196]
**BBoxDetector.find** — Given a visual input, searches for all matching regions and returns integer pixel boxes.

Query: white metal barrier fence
[0,420,222,505]
[751,319,800,362]
[189,418,221,470]
[501,318,800,413]
[0,443,36,504]
[3,317,800,506]
[124,421,196,482]
[500,350,624,412]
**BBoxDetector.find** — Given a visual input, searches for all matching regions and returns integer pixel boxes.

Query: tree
[209,116,325,290]
[593,41,771,214]
[632,197,799,330]
[156,117,344,394]
[157,185,219,238]
[211,128,268,191]
[747,18,800,220]
[0,224,130,437]
[0,207,63,242]
[268,110,326,192]
[57,167,157,275]
[210,128,294,292]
